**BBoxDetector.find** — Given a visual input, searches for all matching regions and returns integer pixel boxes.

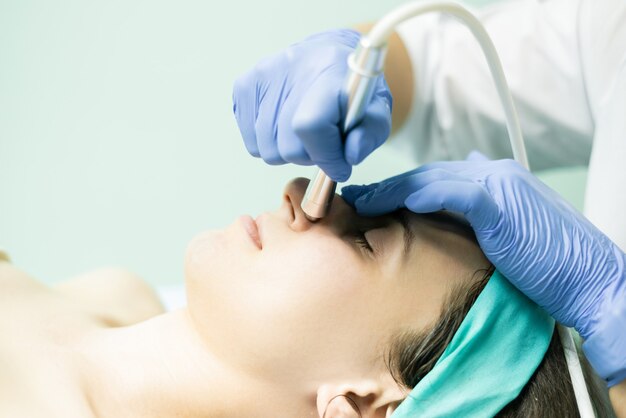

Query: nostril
[285,195,296,223]
[283,177,317,232]
[289,199,315,232]
[291,217,312,232]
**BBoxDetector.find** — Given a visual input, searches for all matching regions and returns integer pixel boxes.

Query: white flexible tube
[367,1,528,169]
[366,1,594,416]
[559,325,596,417]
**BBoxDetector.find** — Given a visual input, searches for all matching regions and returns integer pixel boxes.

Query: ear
[316,377,406,418]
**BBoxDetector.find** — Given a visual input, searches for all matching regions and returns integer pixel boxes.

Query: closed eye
[355,230,374,253]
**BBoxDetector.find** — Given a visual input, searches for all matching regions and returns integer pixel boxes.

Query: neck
[75,309,306,418]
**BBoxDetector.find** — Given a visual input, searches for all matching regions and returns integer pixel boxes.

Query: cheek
[184,227,256,333]
[185,229,380,382]
[184,224,256,291]
[244,238,380,378]
[213,242,361,341]
[184,230,224,280]
[184,225,369,310]
[258,235,368,307]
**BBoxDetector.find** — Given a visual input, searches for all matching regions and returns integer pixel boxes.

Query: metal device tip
[304,213,321,223]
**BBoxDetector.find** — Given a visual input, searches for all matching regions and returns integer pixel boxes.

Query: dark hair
[385,267,614,417]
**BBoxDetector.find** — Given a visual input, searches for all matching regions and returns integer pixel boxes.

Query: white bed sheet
[156,284,187,311]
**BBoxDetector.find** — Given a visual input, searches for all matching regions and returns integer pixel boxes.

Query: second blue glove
[342,152,626,386]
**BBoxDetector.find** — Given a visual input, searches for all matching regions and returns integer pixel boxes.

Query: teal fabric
[392,270,555,417]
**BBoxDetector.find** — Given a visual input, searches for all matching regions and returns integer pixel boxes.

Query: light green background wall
[0,0,584,285]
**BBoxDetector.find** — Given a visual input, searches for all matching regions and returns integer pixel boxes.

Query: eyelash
[355,231,374,253]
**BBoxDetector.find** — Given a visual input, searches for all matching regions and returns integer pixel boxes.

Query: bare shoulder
[54,267,165,326]
[610,380,626,418]
[0,261,49,303]
[0,259,165,326]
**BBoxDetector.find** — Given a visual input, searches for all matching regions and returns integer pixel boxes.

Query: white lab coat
[394,0,626,250]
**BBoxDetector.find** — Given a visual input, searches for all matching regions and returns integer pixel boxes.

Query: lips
[239,215,262,250]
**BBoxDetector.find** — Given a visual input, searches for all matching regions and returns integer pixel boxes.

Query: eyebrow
[390,210,415,257]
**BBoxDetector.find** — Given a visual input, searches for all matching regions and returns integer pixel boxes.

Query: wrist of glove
[342,151,626,386]
[583,253,626,387]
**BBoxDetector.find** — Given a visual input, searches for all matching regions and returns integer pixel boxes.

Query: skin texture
[183,177,490,417]
[612,382,626,418]
[54,268,164,326]
[0,178,489,417]
[0,263,165,417]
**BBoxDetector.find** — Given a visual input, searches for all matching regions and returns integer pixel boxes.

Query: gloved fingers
[404,180,500,230]
[410,159,499,181]
[292,73,351,181]
[350,168,472,216]
[318,156,352,183]
[232,71,261,157]
[341,184,377,206]
[412,160,477,174]
[276,92,313,165]
[343,159,494,209]
[276,132,313,165]
[341,165,434,205]
[344,92,392,166]
[342,167,458,209]
[465,150,490,162]
[255,92,287,166]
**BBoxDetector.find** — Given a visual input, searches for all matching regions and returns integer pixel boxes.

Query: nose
[283,178,315,232]
[283,178,354,232]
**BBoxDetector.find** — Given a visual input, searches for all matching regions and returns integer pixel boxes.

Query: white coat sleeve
[578,0,626,251]
[393,0,595,171]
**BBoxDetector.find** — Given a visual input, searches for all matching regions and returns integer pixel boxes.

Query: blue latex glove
[342,152,626,386]
[232,29,392,182]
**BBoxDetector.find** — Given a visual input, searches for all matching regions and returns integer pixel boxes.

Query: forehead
[358,210,478,257]
[373,212,488,334]
[403,211,483,268]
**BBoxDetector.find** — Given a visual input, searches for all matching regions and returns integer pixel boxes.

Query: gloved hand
[232,29,392,182]
[342,151,626,386]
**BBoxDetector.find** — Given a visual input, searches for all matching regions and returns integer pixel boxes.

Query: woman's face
[185,178,488,393]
